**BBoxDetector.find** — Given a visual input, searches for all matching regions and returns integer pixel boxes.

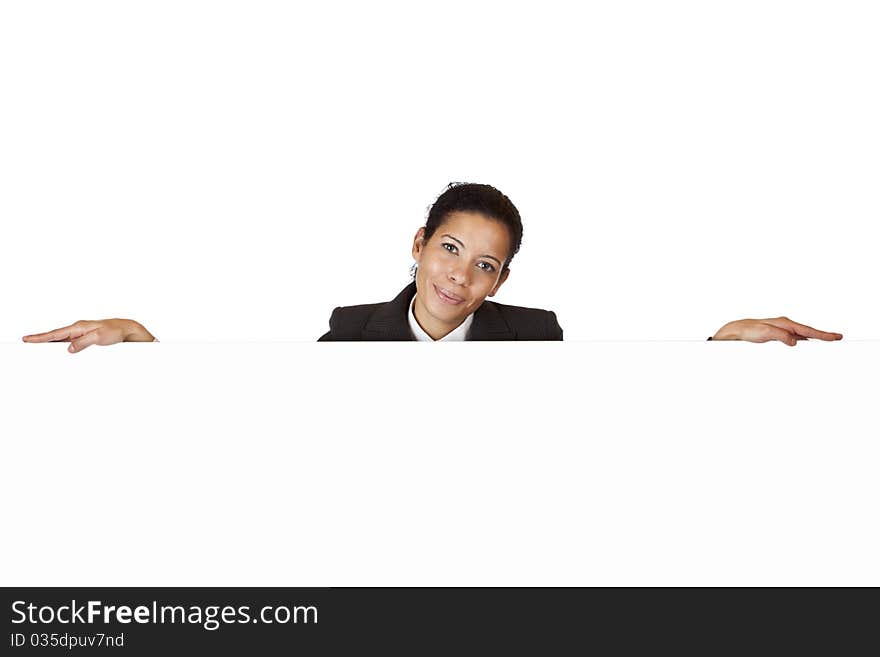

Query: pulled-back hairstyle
[423,182,523,270]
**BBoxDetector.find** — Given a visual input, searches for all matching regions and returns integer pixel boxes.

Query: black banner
[2,587,875,654]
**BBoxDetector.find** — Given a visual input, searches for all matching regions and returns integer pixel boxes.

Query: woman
[22,182,843,349]
[318,182,560,341]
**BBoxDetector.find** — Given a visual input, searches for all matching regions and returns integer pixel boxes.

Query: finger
[763,317,843,341]
[68,329,101,354]
[22,322,96,343]
[22,323,79,342]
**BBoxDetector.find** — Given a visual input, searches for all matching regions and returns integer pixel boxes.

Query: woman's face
[411,210,511,335]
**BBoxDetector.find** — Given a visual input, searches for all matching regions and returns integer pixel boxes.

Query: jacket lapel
[361,282,418,341]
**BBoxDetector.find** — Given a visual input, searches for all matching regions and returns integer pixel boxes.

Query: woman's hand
[712,317,842,346]
[22,319,155,353]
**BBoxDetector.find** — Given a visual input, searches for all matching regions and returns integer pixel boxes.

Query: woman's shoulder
[485,298,559,322]
[318,283,417,341]
[318,302,384,341]
[480,299,563,340]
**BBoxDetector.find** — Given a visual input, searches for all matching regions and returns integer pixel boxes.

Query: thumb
[762,324,798,346]
[68,330,99,353]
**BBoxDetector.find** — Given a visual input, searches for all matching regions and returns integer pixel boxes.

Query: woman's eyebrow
[441,234,465,248]
[441,233,502,265]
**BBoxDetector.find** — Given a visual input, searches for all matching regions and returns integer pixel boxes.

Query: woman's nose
[448,265,469,286]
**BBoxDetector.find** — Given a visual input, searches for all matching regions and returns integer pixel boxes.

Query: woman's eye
[442,242,458,254]
[477,262,495,273]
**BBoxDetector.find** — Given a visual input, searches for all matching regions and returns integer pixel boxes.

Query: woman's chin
[424,297,466,325]
[428,303,459,323]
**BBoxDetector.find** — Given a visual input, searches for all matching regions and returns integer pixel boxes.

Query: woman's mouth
[434,284,464,305]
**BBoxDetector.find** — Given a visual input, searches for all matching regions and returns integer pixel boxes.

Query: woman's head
[410,183,523,337]
[423,183,523,270]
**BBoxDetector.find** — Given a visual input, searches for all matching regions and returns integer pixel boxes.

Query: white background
[1,1,878,586]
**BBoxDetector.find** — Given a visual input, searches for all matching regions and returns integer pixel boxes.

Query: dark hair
[423,182,523,270]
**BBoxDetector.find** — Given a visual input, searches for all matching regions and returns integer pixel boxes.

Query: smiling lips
[434,284,465,305]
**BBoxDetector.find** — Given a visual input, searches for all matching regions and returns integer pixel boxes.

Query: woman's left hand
[711,317,843,346]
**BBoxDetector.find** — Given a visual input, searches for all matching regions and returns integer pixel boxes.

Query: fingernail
[68,344,75,352]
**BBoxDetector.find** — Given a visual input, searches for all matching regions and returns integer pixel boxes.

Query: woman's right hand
[22,319,155,353]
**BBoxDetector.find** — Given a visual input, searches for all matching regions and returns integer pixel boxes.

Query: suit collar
[361,281,515,341]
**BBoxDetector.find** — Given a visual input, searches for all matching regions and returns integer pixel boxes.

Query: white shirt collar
[408,294,474,341]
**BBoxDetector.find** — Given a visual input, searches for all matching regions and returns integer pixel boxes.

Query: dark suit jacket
[318,281,563,341]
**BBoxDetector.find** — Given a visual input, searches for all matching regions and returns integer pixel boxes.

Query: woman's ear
[411,227,427,263]
[488,268,510,297]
